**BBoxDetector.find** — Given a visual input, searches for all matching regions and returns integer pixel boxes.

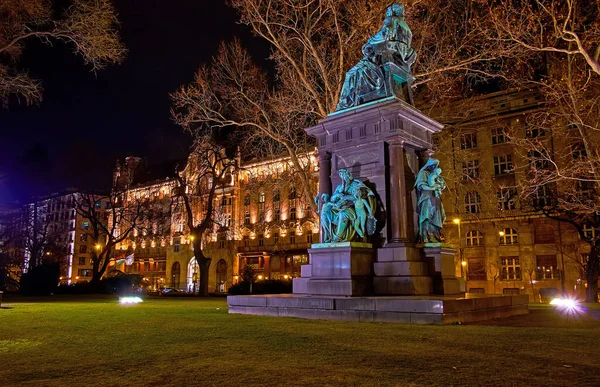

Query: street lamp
[453,218,465,280]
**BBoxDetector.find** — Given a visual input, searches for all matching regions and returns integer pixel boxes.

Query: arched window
[289,186,297,200]
[258,192,265,204]
[171,262,181,289]
[465,191,481,214]
[465,230,484,247]
[499,228,518,245]
[273,190,280,202]
[216,259,227,292]
[244,194,251,206]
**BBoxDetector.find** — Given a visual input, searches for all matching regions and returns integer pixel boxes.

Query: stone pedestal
[422,244,462,295]
[303,242,374,296]
[374,245,432,295]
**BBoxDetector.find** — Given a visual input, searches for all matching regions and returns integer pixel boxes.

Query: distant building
[435,89,591,301]
[0,191,110,285]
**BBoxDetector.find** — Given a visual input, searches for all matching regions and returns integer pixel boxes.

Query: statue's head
[422,158,440,172]
[338,169,353,183]
[321,193,330,202]
[387,3,405,18]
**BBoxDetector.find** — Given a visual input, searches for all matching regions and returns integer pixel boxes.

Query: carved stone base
[302,242,374,297]
[422,245,463,295]
[374,246,432,295]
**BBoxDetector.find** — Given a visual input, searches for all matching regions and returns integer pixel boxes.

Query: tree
[0,0,126,105]
[172,136,238,296]
[73,188,148,285]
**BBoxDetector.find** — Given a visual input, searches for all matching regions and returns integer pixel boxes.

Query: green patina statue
[316,169,377,243]
[415,158,447,243]
[336,3,416,111]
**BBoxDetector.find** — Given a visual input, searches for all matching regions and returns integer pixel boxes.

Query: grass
[1,295,599,386]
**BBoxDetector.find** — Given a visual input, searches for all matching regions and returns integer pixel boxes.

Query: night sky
[0,0,268,207]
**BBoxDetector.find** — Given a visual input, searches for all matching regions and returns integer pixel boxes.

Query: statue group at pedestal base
[316,169,377,243]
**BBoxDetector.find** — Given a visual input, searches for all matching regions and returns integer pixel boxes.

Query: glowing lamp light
[498,231,505,237]
[95,244,101,250]
[453,218,460,224]
[119,296,144,305]
[257,275,263,280]
[461,260,467,266]
[550,297,583,315]
[283,275,289,280]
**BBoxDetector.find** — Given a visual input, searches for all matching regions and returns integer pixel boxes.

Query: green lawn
[1,295,599,386]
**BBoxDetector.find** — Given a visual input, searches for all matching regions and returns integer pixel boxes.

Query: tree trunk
[586,245,599,303]
[193,244,212,297]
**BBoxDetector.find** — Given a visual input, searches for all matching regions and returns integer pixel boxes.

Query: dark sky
[0,0,268,207]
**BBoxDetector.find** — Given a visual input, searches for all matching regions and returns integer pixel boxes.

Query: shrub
[19,263,60,296]
[228,279,292,295]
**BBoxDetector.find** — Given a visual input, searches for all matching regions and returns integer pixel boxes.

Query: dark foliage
[228,279,292,295]
[19,263,60,295]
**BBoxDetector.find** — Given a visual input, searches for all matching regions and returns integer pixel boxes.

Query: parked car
[161,287,180,295]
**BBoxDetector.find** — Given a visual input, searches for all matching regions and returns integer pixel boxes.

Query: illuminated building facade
[111,152,319,293]
[436,89,592,301]
[0,191,109,285]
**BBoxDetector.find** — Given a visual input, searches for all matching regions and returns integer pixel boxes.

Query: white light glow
[550,297,583,315]
[119,297,144,305]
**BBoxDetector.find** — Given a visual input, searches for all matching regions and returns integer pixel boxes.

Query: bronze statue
[415,158,447,243]
[336,3,416,111]
[316,169,377,243]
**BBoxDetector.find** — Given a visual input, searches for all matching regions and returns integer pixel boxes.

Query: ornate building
[110,152,319,293]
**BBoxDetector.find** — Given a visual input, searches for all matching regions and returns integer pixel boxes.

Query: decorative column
[264,255,271,279]
[389,141,409,243]
[318,151,332,243]
[319,151,332,197]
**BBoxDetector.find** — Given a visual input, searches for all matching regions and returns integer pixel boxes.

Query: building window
[461,160,480,181]
[464,191,481,214]
[497,187,517,211]
[244,211,250,226]
[259,211,265,223]
[243,236,249,247]
[528,150,549,170]
[290,207,296,221]
[534,225,555,244]
[79,245,87,253]
[501,257,521,280]
[465,230,483,247]
[81,221,89,230]
[174,237,181,252]
[244,195,250,206]
[289,186,297,200]
[333,132,339,143]
[258,234,264,247]
[582,224,597,241]
[258,192,265,204]
[460,133,477,150]
[536,255,559,279]
[467,259,486,280]
[78,269,92,277]
[273,233,279,245]
[525,125,545,138]
[571,142,587,160]
[78,256,86,265]
[306,231,313,244]
[499,228,518,245]
[491,128,508,145]
[218,240,225,249]
[493,154,513,175]
[289,232,296,244]
[532,184,553,208]
[80,234,88,242]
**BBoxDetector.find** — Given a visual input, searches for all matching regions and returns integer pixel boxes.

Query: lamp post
[453,218,465,279]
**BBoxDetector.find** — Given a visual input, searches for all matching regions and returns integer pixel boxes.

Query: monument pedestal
[298,242,374,297]
[422,244,462,295]
[373,245,432,295]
